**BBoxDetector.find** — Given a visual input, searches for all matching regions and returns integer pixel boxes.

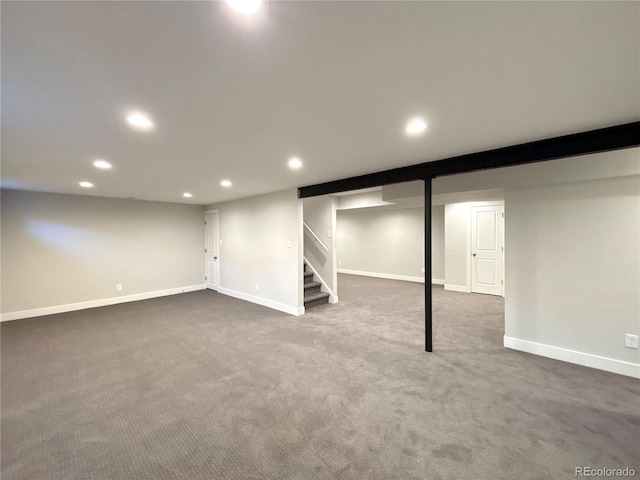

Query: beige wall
[208,189,303,315]
[1,190,205,318]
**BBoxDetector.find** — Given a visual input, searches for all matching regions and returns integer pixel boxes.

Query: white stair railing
[304,256,337,304]
[303,222,329,252]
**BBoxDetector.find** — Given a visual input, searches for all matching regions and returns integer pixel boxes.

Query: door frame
[204,209,220,291]
[468,201,505,297]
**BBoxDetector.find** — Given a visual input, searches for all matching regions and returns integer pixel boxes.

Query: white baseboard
[329,295,339,304]
[444,284,471,293]
[432,278,445,286]
[338,269,425,284]
[504,336,640,379]
[0,284,207,322]
[217,287,304,316]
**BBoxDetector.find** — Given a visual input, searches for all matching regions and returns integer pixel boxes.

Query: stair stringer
[303,256,338,304]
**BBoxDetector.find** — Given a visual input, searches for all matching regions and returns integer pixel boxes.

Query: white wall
[337,190,392,210]
[1,189,205,320]
[431,205,445,283]
[303,196,337,298]
[444,203,470,292]
[209,189,303,316]
[433,147,639,194]
[504,175,640,377]
[435,147,640,377]
[337,206,425,282]
[444,201,504,293]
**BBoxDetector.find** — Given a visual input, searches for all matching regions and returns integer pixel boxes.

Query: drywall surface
[505,175,640,371]
[433,147,639,195]
[444,203,470,291]
[337,206,425,282]
[1,189,205,316]
[337,190,392,210]
[303,196,337,295]
[431,205,445,283]
[382,181,423,201]
[209,189,303,315]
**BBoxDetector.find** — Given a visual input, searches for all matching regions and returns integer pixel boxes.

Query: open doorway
[302,183,427,310]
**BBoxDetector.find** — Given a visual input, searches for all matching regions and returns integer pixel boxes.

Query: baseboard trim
[329,295,339,304]
[217,287,304,316]
[444,284,471,293]
[338,269,425,284]
[432,278,445,285]
[0,284,207,322]
[504,336,640,379]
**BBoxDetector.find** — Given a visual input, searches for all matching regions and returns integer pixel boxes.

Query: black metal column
[424,178,432,352]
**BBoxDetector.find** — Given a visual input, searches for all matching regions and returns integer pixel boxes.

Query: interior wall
[505,174,640,375]
[303,196,337,297]
[337,206,425,282]
[208,189,303,315]
[433,147,639,195]
[444,203,470,292]
[435,147,640,377]
[431,205,445,283]
[1,189,205,319]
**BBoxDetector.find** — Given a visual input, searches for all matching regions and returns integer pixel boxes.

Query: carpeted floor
[1,274,638,480]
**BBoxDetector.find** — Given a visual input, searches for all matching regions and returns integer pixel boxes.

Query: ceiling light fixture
[288,157,303,169]
[183,192,193,198]
[220,180,232,188]
[126,112,154,131]
[226,0,262,14]
[79,181,94,188]
[405,117,428,137]
[93,159,112,169]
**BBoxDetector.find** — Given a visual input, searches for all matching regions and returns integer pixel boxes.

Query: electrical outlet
[624,334,638,349]
[327,231,332,238]
[338,260,342,266]
[255,284,260,291]
[116,284,123,291]
[286,240,291,248]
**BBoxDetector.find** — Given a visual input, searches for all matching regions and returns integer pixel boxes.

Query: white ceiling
[2,1,638,205]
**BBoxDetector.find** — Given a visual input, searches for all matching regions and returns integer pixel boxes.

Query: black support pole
[424,178,433,352]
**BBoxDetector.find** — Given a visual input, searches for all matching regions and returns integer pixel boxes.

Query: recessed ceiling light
[79,181,94,188]
[226,0,262,14]
[405,117,428,137]
[93,159,112,170]
[220,180,232,188]
[288,157,303,169]
[183,192,193,198]
[126,112,154,131]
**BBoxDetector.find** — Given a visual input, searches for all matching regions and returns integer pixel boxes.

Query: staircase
[304,263,330,309]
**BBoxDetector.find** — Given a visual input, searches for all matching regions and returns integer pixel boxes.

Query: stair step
[304,291,330,309]
[304,281,322,293]
[303,271,314,284]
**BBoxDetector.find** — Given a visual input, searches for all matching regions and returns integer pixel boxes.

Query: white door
[471,203,504,296]
[205,211,219,291]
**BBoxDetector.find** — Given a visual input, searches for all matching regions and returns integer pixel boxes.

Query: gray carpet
[2,274,638,480]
